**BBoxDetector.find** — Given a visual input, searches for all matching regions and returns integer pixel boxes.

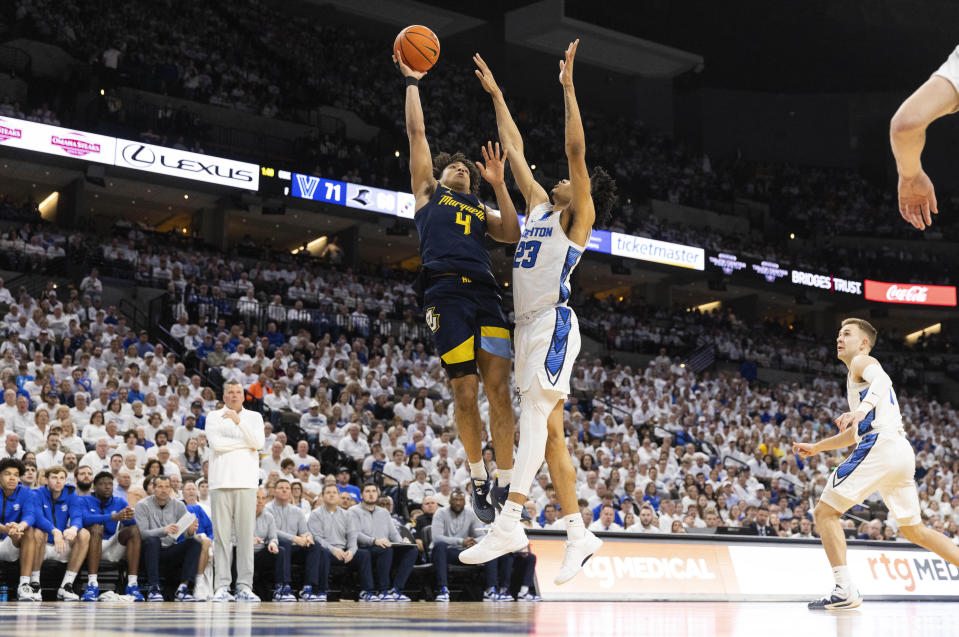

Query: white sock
[518,585,529,597]
[832,565,851,594]
[499,501,523,531]
[19,576,30,586]
[62,570,77,588]
[469,461,487,480]
[565,513,586,541]
[88,574,98,585]
[30,570,40,584]
[128,575,137,586]
[497,469,512,486]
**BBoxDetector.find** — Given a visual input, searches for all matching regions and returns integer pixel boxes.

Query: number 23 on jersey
[513,240,541,268]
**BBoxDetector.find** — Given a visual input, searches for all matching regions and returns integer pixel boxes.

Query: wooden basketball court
[0,600,953,636]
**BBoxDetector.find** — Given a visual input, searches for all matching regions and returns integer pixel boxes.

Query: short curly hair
[433,152,480,195]
[589,166,618,228]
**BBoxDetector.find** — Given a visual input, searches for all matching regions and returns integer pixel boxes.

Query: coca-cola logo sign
[864,280,957,307]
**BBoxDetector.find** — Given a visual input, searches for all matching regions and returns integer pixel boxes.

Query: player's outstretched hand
[792,441,817,460]
[473,53,501,97]
[559,38,580,86]
[393,54,427,81]
[834,410,865,433]
[477,141,508,186]
[898,169,938,230]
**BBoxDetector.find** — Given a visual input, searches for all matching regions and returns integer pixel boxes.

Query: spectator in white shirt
[169,315,191,342]
[80,438,112,473]
[406,467,435,507]
[299,401,327,442]
[588,504,624,533]
[0,277,14,305]
[24,408,52,453]
[0,389,18,425]
[57,421,86,457]
[35,431,65,470]
[383,448,413,487]
[10,395,32,437]
[318,419,343,447]
[174,415,202,448]
[82,411,109,447]
[79,268,103,299]
[155,446,182,478]
[1,432,23,459]
[260,441,285,476]
[337,424,369,462]
[288,386,311,414]
[393,393,415,422]
[70,392,93,423]
[627,505,660,534]
[118,430,147,466]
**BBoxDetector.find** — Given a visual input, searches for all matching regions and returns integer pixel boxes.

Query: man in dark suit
[745,506,776,537]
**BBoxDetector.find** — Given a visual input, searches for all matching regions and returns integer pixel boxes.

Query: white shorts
[44,541,72,563]
[514,306,580,396]
[820,432,921,526]
[0,536,19,562]
[933,46,959,96]
[102,532,126,562]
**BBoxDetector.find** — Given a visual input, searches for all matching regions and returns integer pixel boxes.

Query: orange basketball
[394,25,440,73]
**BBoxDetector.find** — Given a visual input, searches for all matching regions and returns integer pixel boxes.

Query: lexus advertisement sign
[114,139,258,190]
[864,280,957,306]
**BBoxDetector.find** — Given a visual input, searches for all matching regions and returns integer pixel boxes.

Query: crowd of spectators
[0,242,956,560]
[10,0,959,281]
[579,297,958,386]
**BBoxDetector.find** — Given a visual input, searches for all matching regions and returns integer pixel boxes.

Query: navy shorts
[423,275,511,378]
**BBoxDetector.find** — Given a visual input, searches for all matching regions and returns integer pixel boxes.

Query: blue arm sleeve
[32,492,53,533]
[20,493,37,528]
[83,510,112,526]
[68,494,85,530]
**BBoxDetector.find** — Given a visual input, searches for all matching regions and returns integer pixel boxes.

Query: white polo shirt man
[205,380,266,601]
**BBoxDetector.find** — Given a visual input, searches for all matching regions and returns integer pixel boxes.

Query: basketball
[394,25,440,72]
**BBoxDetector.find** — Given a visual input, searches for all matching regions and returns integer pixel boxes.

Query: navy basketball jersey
[414,184,495,285]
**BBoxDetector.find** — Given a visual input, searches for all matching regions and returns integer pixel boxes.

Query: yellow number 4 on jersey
[455,211,471,235]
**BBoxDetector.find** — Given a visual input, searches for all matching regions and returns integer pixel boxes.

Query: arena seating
[6,2,958,286]
[0,211,955,584]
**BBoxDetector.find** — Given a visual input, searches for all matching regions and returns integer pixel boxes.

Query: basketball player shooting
[891,45,959,229]
[394,51,520,524]
[792,319,959,609]
[460,40,617,584]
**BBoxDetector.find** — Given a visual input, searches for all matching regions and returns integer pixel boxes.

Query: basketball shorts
[44,541,72,563]
[514,306,580,396]
[933,45,959,96]
[0,536,19,562]
[102,531,126,562]
[820,431,920,526]
[423,276,511,378]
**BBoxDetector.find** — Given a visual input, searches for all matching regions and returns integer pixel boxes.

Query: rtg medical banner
[528,533,959,601]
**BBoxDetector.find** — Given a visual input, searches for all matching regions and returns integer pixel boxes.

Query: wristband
[405,77,419,87]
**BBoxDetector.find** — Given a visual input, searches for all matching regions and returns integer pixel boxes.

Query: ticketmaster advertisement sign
[609,232,705,270]
[528,532,959,600]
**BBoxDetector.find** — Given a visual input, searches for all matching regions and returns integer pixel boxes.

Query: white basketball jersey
[846,370,903,439]
[512,203,587,317]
